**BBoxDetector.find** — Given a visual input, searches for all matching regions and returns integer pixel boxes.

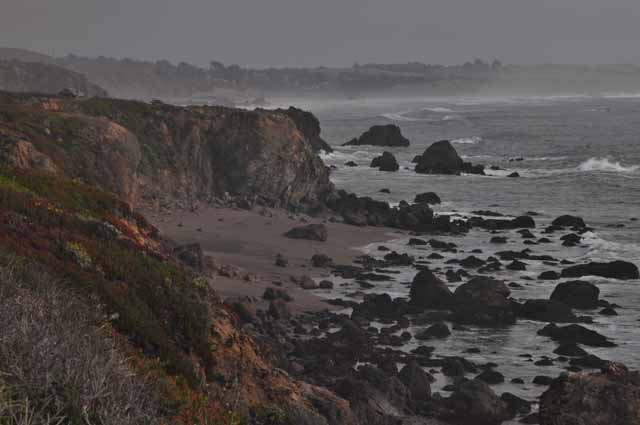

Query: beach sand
[146,206,403,313]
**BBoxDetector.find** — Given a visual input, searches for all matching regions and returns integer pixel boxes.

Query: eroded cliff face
[0,92,334,212]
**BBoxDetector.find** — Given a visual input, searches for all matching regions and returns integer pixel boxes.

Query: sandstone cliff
[0,92,333,212]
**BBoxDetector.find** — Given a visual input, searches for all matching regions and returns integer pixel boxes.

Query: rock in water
[370,151,399,172]
[398,362,432,402]
[561,261,639,280]
[343,124,410,147]
[552,215,586,228]
[409,269,453,309]
[284,224,328,241]
[452,277,516,325]
[414,140,485,175]
[539,363,640,425]
[414,191,442,205]
[538,323,616,347]
[550,280,600,309]
[519,299,578,323]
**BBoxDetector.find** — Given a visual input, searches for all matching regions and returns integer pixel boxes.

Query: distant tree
[491,59,503,69]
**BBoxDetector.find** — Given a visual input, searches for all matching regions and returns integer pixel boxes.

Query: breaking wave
[577,158,639,173]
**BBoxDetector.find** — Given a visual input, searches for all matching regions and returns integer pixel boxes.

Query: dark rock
[279,106,333,153]
[379,188,390,193]
[345,161,358,167]
[275,254,288,267]
[476,370,505,385]
[553,343,588,357]
[520,413,540,424]
[539,363,640,425]
[507,172,520,178]
[570,354,609,369]
[311,254,334,268]
[538,323,616,347]
[452,277,516,325]
[414,192,442,205]
[533,376,554,386]
[410,269,453,309]
[319,280,334,289]
[519,229,535,239]
[552,215,586,228]
[268,299,291,320]
[344,124,410,147]
[414,140,485,175]
[398,362,432,402]
[538,271,560,280]
[370,151,399,172]
[295,275,319,290]
[520,299,578,323]
[511,378,525,384]
[263,287,292,301]
[285,224,328,241]
[561,261,639,280]
[383,251,414,266]
[501,392,531,415]
[507,260,527,271]
[490,236,508,244]
[445,379,511,425]
[415,322,451,339]
[408,238,428,246]
[460,255,486,269]
[550,280,600,309]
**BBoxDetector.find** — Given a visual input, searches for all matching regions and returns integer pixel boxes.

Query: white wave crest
[423,107,453,113]
[381,111,429,122]
[577,158,639,173]
[451,136,482,145]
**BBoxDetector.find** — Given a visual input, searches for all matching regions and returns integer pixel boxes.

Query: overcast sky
[2,0,640,67]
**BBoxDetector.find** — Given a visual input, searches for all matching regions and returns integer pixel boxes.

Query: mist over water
[276,94,640,419]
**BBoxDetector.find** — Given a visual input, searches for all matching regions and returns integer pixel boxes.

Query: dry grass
[0,253,160,425]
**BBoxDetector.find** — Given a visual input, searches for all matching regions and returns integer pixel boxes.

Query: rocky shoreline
[1,91,639,424]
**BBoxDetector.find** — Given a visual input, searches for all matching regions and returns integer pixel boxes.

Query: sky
[2,0,640,68]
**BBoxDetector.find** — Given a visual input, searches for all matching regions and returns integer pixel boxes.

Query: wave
[577,158,639,173]
[422,107,453,113]
[381,111,430,122]
[451,136,482,145]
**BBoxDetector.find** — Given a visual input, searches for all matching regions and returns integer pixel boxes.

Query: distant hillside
[0,47,54,64]
[0,60,108,97]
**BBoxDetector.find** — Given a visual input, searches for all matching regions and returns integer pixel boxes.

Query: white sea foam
[451,136,482,145]
[577,158,639,173]
[380,111,428,122]
[423,106,454,113]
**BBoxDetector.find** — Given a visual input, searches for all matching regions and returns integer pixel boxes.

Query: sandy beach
[147,206,403,313]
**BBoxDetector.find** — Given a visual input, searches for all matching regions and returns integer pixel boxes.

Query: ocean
[272,94,640,417]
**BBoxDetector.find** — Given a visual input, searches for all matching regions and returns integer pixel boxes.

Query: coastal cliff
[0,92,333,212]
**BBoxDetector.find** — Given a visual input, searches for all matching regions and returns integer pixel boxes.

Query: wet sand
[146,206,402,313]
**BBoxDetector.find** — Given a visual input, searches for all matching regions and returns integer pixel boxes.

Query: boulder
[561,261,639,280]
[414,140,485,175]
[538,271,560,280]
[414,192,442,205]
[311,254,334,268]
[370,151,399,172]
[553,343,588,357]
[398,362,432,402]
[445,379,511,425]
[500,392,531,416]
[452,277,516,325]
[539,363,640,425]
[538,323,616,347]
[550,281,600,309]
[476,370,505,385]
[415,322,451,340]
[343,124,410,147]
[552,215,586,228]
[519,299,578,323]
[285,224,328,241]
[409,269,453,309]
[507,172,520,178]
